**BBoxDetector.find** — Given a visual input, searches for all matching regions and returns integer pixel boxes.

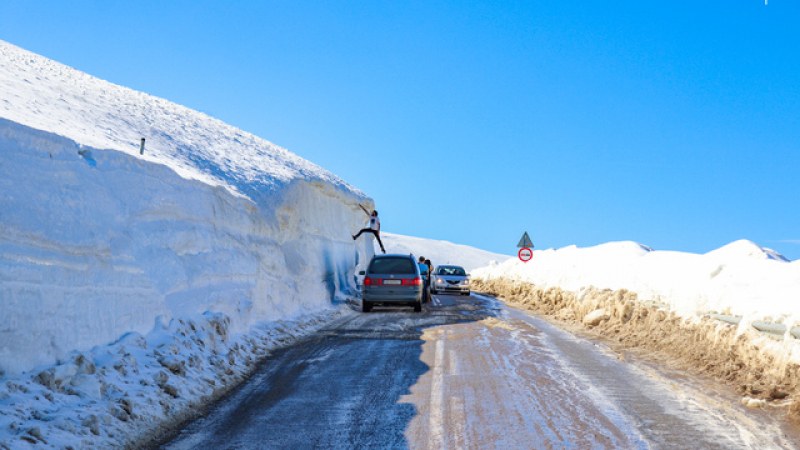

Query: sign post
[517,231,534,263]
[517,231,534,249]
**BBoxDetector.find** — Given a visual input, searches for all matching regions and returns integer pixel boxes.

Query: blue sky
[2,1,799,259]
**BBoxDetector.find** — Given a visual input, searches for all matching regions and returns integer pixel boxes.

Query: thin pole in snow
[139,138,146,155]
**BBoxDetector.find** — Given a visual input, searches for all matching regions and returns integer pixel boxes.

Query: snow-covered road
[158,294,797,449]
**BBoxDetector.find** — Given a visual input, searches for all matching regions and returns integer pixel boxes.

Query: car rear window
[437,266,466,276]
[368,257,416,275]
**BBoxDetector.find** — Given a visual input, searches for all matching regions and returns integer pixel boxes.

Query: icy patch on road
[480,317,517,331]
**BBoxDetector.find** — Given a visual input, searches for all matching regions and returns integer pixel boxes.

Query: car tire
[362,301,372,312]
[431,288,437,295]
[413,301,422,312]
[461,291,470,296]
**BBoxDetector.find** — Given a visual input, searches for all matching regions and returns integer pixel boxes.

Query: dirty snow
[474,239,800,322]
[472,240,800,417]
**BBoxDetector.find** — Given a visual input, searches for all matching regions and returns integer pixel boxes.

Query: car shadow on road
[158,295,498,449]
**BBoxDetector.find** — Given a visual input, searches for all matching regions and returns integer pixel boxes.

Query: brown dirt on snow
[472,277,800,421]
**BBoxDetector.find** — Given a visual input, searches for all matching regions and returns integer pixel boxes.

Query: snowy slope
[0,40,380,448]
[381,232,511,272]
[0,41,357,202]
[0,39,374,377]
[473,239,800,322]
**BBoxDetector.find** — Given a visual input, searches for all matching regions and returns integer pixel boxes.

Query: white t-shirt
[369,216,380,231]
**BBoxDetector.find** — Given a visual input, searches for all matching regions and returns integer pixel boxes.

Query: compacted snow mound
[0,307,346,449]
[0,118,364,378]
[705,239,790,262]
[472,278,800,418]
[472,240,800,418]
[474,240,799,320]
[0,40,369,375]
[0,41,372,447]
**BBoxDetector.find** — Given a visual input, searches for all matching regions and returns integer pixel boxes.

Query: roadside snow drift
[0,39,370,375]
[472,241,800,417]
[0,40,372,447]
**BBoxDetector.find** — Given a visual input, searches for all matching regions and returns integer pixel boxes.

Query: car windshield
[437,266,466,276]
[368,257,417,275]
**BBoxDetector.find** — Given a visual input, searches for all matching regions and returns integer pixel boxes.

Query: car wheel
[431,288,437,294]
[362,301,372,312]
[413,301,422,312]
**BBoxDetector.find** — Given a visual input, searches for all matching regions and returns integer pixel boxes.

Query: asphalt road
[159,293,797,449]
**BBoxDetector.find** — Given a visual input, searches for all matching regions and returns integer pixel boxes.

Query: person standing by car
[418,256,431,302]
[418,256,429,279]
[352,205,386,254]
[424,259,433,277]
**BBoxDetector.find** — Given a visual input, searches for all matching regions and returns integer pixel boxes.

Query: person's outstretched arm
[358,204,370,216]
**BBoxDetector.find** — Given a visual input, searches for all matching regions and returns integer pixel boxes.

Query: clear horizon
[2,1,798,260]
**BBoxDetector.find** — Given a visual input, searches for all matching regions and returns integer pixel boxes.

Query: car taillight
[364,277,383,286]
[402,277,422,286]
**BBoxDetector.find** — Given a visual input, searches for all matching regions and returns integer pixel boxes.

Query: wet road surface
[160,293,796,449]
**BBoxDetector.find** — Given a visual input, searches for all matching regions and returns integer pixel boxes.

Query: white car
[430,265,470,296]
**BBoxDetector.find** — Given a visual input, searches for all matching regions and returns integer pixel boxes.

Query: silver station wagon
[361,254,423,312]
[430,265,470,295]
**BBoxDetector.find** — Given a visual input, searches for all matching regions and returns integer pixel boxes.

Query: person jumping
[352,205,386,253]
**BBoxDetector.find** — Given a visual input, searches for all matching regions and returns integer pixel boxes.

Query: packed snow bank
[0,39,368,376]
[381,232,511,272]
[472,279,800,418]
[472,240,800,417]
[0,40,371,447]
[0,120,363,377]
[0,306,345,448]
[474,240,800,321]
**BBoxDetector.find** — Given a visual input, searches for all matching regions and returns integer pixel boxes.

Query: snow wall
[473,241,800,321]
[0,119,368,376]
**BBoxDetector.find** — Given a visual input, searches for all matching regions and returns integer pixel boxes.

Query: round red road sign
[518,247,533,262]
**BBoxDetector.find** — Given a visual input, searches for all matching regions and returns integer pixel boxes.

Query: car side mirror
[358,270,366,276]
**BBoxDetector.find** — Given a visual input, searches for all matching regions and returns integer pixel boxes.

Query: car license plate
[384,279,401,285]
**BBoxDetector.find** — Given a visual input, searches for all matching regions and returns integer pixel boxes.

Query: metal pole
[139,138,146,155]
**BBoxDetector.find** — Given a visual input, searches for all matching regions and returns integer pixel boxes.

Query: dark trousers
[353,228,385,252]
